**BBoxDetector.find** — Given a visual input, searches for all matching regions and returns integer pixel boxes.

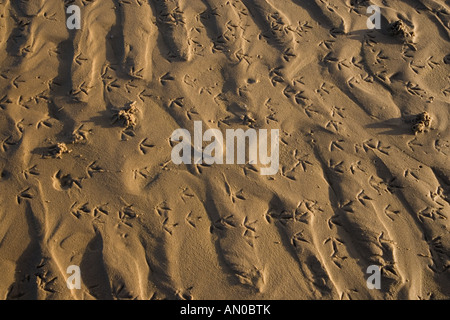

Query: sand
[0,0,449,300]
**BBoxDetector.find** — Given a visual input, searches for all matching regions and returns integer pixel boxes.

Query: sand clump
[390,20,414,42]
[412,112,432,134]
[45,143,71,159]
[112,101,139,130]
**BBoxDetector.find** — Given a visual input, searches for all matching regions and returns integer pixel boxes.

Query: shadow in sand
[346,28,408,47]
[365,116,416,135]
[85,110,115,129]
[30,146,50,157]
[7,202,42,299]
[80,230,114,299]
